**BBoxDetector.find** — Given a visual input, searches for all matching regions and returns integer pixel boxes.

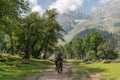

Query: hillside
[56,10,89,35]
[73,28,117,45]
[59,0,120,46]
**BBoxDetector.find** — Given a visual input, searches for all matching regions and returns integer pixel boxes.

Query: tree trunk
[37,36,47,57]
[37,47,43,57]
[30,38,38,57]
[24,34,31,59]
[43,36,49,59]
[10,37,14,55]
[24,38,30,59]
[25,46,30,59]
[31,38,38,50]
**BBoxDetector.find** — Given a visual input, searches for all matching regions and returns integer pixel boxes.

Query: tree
[40,9,64,59]
[0,0,29,54]
[97,50,105,60]
[18,9,64,59]
[72,38,83,59]
[82,32,104,59]
[97,41,118,60]
[89,32,103,52]
[0,0,29,20]
[19,12,44,59]
[63,42,74,59]
[86,50,96,61]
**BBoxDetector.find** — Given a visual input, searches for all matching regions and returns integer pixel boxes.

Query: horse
[56,60,62,74]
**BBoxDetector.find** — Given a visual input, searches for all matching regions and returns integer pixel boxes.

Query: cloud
[29,0,37,6]
[32,5,44,13]
[49,0,84,14]
[99,0,111,4]
[85,0,91,2]
[92,6,97,12]
[29,0,44,14]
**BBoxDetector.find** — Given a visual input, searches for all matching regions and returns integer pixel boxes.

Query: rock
[85,61,92,64]
[112,60,120,63]
[102,60,111,63]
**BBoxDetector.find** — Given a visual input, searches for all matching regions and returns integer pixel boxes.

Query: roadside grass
[0,54,54,80]
[68,68,73,77]
[72,60,120,80]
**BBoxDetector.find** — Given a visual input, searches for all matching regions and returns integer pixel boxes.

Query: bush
[97,41,118,60]
[0,58,7,62]
[86,50,97,61]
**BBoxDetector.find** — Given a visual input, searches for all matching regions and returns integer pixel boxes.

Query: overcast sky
[29,0,111,14]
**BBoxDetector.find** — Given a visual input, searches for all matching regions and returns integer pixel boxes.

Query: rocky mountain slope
[56,10,89,35]
[59,0,120,46]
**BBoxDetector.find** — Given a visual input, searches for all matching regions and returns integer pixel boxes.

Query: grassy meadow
[71,60,120,80]
[0,54,54,80]
[1,54,120,80]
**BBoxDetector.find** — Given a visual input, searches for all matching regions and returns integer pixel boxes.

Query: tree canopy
[63,32,118,60]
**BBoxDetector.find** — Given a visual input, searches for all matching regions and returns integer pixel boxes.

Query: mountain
[56,10,89,35]
[73,28,117,45]
[89,0,120,34]
[59,0,120,47]
[90,0,120,20]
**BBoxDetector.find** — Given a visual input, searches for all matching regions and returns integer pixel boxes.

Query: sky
[29,0,111,14]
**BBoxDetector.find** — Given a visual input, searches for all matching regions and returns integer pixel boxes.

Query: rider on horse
[55,52,63,71]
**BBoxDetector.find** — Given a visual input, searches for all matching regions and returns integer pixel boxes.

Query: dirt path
[26,62,74,80]
[26,62,106,80]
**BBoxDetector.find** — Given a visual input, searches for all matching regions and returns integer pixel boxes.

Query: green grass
[68,68,73,77]
[72,61,120,80]
[0,54,54,80]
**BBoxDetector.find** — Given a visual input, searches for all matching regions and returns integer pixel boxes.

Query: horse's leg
[61,61,63,71]
[55,61,58,70]
[57,62,60,74]
[59,62,62,74]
